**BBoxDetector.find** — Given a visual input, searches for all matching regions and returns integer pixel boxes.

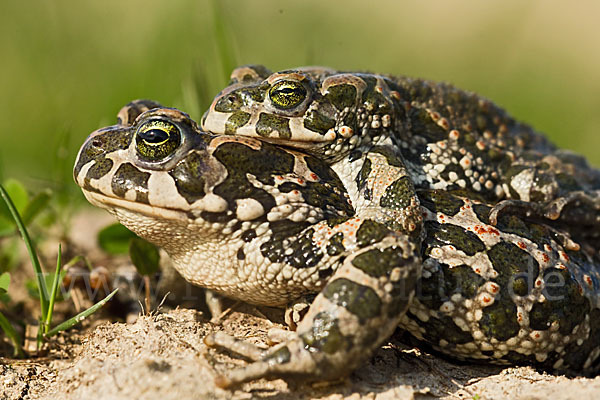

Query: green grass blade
[0,310,24,357]
[45,288,118,338]
[44,244,62,335]
[0,184,49,317]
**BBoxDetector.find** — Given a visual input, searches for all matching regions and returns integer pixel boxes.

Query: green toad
[74,66,600,387]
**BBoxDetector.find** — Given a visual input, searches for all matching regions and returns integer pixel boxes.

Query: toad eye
[268,80,307,110]
[135,120,181,161]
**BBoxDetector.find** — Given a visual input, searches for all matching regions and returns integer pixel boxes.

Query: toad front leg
[205,221,420,387]
[206,146,423,387]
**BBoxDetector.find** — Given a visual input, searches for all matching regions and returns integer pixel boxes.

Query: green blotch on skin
[267,218,310,242]
[426,221,485,256]
[349,149,362,162]
[213,140,295,188]
[418,189,465,217]
[241,229,257,242]
[278,179,353,217]
[261,225,323,269]
[243,87,266,103]
[305,156,339,183]
[560,308,600,371]
[387,281,413,318]
[503,165,529,199]
[555,172,582,192]
[352,247,407,277]
[355,158,372,192]
[496,214,549,247]
[208,141,296,222]
[487,241,539,297]
[86,158,114,180]
[300,312,346,355]
[529,267,590,335]
[111,162,150,204]
[326,215,352,228]
[361,76,392,115]
[277,156,354,218]
[506,165,532,179]
[478,298,520,341]
[214,91,243,112]
[323,278,381,321]
[225,111,251,134]
[325,84,357,110]
[380,176,414,210]
[356,220,390,248]
[408,108,447,142]
[418,313,474,345]
[236,248,245,260]
[256,113,291,139]
[472,203,492,225]
[168,151,208,204]
[303,109,335,134]
[502,351,539,366]
[83,157,114,194]
[326,232,345,256]
[417,263,486,310]
[262,346,291,364]
[371,146,404,168]
[75,130,132,175]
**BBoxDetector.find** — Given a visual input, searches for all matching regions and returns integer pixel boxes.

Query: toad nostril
[91,139,102,147]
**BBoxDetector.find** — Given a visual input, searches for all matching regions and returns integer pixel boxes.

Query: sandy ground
[1,210,600,400]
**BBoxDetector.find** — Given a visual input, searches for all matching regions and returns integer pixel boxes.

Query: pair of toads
[74,65,600,387]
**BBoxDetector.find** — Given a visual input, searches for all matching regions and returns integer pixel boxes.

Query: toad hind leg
[205,231,420,388]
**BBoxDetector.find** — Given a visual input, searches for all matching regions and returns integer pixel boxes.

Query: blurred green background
[1,0,599,195]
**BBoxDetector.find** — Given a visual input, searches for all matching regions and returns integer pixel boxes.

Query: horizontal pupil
[278,88,297,95]
[140,128,169,144]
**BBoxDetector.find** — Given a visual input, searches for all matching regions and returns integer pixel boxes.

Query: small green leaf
[0,271,10,301]
[0,238,20,272]
[129,237,160,276]
[1,179,29,216]
[0,272,10,293]
[98,223,137,255]
[22,190,51,225]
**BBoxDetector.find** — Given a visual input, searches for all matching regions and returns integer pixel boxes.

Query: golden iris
[268,80,307,109]
[136,120,181,161]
